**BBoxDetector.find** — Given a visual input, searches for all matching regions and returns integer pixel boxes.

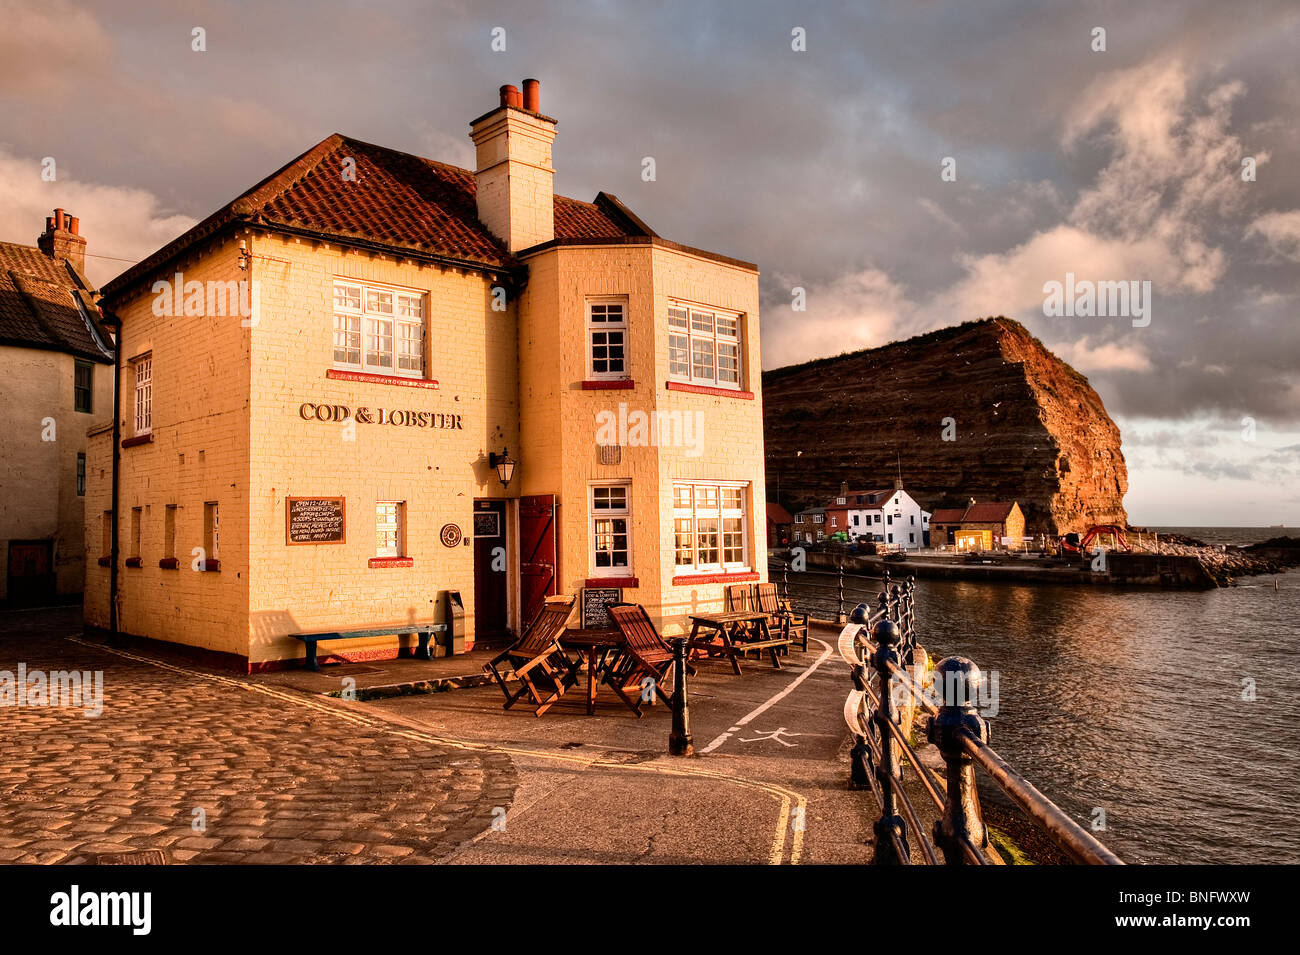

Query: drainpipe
[102,309,122,644]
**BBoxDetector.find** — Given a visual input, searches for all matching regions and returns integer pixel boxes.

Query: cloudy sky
[2,0,1297,526]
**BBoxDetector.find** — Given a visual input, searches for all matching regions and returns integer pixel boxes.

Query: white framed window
[376,501,405,558]
[133,353,152,435]
[590,483,631,576]
[668,301,742,390]
[587,299,628,380]
[673,481,749,574]
[333,280,425,378]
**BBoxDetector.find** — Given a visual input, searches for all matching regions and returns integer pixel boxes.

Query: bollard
[837,562,847,623]
[928,656,991,864]
[668,637,694,756]
[870,618,909,864]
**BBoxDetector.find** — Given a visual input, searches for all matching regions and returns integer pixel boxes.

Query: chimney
[37,207,87,273]
[894,476,904,492]
[470,79,556,252]
[840,481,849,497]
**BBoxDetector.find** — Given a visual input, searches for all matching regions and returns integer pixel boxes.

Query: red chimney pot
[522,78,540,112]
[54,208,66,231]
[500,84,521,108]
[69,216,80,235]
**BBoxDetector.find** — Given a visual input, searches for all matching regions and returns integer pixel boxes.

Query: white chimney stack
[470,79,556,252]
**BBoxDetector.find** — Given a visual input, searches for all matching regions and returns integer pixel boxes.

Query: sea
[783,526,1299,864]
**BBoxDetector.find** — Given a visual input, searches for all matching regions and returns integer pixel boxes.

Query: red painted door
[518,494,558,626]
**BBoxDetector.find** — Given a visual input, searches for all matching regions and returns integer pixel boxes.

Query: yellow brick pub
[84,81,768,671]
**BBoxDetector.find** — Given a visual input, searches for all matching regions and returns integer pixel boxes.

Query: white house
[829,483,931,551]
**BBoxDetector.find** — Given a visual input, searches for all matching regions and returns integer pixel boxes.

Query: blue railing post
[870,617,909,864]
[928,656,991,864]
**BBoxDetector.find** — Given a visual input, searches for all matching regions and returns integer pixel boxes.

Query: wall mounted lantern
[489,448,516,489]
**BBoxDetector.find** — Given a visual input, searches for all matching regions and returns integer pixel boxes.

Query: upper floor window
[132,354,152,436]
[668,302,742,390]
[587,300,627,380]
[333,280,426,378]
[74,360,93,413]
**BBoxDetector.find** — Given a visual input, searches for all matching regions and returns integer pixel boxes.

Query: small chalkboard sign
[582,587,623,629]
[286,497,346,545]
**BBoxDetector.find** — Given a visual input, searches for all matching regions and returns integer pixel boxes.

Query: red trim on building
[665,381,754,400]
[158,557,179,570]
[97,556,110,567]
[585,576,638,589]
[326,369,439,389]
[124,557,142,568]
[671,571,760,586]
[368,556,414,568]
[581,379,635,390]
[121,433,153,448]
[200,559,220,572]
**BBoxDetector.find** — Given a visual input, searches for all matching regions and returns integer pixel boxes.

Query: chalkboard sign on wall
[582,588,623,629]
[286,497,346,544]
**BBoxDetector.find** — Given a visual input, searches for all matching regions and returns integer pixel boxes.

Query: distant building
[929,499,1026,551]
[792,506,826,543]
[0,209,115,605]
[825,481,930,550]
[766,502,794,546]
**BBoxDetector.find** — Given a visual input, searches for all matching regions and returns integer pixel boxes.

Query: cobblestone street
[0,610,517,864]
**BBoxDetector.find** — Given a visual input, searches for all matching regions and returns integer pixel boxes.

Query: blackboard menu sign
[582,588,623,629]
[286,497,346,544]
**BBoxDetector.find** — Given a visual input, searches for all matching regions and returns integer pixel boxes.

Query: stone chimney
[470,79,556,252]
[37,208,87,273]
[894,476,905,491]
[840,481,849,497]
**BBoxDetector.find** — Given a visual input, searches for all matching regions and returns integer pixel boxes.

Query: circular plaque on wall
[440,523,463,547]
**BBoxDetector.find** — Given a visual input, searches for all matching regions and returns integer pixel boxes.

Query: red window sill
[125,557,143,568]
[199,559,220,572]
[121,433,153,448]
[665,381,753,400]
[368,557,414,568]
[327,369,439,389]
[159,557,180,570]
[672,571,760,586]
[581,379,635,390]
[97,556,110,567]
[585,577,638,589]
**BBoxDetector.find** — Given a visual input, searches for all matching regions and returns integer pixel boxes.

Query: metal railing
[840,575,1123,865]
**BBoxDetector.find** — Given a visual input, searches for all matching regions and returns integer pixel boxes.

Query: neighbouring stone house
[0,210,115,606]
[928,499,1026,551]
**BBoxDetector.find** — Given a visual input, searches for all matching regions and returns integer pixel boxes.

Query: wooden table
[686,611,790,675]
[559,628,625,715]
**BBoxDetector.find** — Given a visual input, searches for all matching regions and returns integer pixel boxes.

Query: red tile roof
[766,502,794,524]
[930,502,1018,524]
[0,241,112,362]
[103,133,654,300]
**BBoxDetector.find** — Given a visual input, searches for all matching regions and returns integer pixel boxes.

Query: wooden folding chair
[757,582,808,652]
[483,595,577,716]
[604,604,690,717]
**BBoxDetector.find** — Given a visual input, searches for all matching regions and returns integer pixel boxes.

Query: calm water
[788,562,1300,864]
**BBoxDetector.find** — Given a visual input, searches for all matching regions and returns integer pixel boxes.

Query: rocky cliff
[762,317,1127,535]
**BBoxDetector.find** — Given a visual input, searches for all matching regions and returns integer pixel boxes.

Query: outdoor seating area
[480,585,812,718]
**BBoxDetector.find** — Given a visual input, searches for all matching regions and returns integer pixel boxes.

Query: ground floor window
[376,501,405,557]
[590,484,631,576]
[673,482,749,574]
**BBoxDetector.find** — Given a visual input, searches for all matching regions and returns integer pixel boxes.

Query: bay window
[673,482,749,574]
[668,302,742,389]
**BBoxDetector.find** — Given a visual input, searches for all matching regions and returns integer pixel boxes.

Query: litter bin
[440,590,466,655]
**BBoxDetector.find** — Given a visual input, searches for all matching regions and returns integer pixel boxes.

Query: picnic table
[559,628,625,715]
[685,610,790,675]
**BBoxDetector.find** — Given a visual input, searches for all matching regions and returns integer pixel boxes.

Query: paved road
[2,608,875,865]
[0,609,515,864]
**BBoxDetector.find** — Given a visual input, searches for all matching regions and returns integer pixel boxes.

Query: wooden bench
[290,624,448,671]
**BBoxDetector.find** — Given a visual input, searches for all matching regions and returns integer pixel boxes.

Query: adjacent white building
[830,483,931,551]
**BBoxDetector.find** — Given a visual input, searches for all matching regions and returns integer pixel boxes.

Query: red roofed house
[766,502,794,546]
[84,81,768,670]
[928,499,1026,551]
[1,211,115,606]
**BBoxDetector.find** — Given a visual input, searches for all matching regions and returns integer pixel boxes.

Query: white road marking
[699,636,834,754]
